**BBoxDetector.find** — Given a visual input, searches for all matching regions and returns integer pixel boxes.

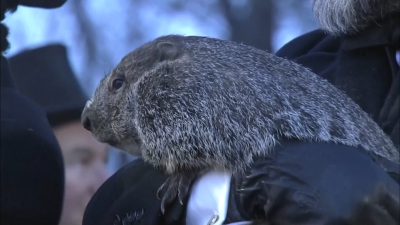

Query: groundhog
[81,35,399,213]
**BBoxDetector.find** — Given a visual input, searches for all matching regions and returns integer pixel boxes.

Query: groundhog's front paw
[157,171,197,214]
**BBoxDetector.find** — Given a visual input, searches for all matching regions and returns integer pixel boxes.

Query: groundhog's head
[81,36,185,156]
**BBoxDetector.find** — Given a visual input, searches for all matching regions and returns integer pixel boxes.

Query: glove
[82,158,187,225]
[234,139,400,225]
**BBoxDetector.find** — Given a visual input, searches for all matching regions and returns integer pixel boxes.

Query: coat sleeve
[275,29,342,83]
[233,140,400,225]
[82,158,188,225]
[1,56,65,224]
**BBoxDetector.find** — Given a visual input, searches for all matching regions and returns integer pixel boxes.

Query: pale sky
[4,0,317,94]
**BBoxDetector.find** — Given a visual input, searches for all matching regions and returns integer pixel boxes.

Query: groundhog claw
[159,172,197,214]
[156,181,167,200]
[177,177,191,205]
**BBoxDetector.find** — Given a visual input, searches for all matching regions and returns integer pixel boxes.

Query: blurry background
[3,0,319,172]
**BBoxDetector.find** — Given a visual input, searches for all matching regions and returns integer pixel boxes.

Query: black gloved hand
[83,140,399,225]
[235,139,400,225]
[82,158,187,225]
[349,183,399,225]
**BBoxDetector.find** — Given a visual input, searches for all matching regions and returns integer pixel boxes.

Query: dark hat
[9,44,88,127]
[4,0,67,9]
[83,158,187,225]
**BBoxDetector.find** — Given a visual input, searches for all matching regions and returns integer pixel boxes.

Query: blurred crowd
[8,44,135,225]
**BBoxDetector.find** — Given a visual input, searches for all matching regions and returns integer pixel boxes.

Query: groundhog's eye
[112,78,124,91]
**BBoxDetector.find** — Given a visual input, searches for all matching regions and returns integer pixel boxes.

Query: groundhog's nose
[81,107,92,132]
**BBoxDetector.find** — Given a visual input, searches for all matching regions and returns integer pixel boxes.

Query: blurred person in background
[9,44,110,225]
[1,0,67,224]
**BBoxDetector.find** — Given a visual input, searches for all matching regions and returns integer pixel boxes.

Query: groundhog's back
[123,35,398,173]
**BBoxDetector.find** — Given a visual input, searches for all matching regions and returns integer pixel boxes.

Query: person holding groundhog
[82,1,400,224]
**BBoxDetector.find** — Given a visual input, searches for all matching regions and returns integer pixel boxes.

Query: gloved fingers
[366,183,400,223]
[352,202,398,225]
[375,185,400,222]
[350,184,399,225]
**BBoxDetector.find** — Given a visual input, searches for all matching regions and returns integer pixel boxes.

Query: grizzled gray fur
[312,0,400,36]
[82,35,399,178]
[82,34,399,212]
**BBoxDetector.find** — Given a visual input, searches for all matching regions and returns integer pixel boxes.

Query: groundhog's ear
[156,42,181,61]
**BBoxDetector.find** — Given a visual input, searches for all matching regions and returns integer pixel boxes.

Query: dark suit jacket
[1,56,65,225]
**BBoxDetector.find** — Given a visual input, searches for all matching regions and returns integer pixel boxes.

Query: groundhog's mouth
[111,138,142,156]
[106,139,119,146]
[96,136,123,150]
[90,131,118,146]
[99,137,120,147]
[93,134,128,148]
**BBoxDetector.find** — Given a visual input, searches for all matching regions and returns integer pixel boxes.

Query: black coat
[1,2,69,224]
[82,13,400,224]
[275,13,399,149]
[83,140,399,225]
[1,56,65,224]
